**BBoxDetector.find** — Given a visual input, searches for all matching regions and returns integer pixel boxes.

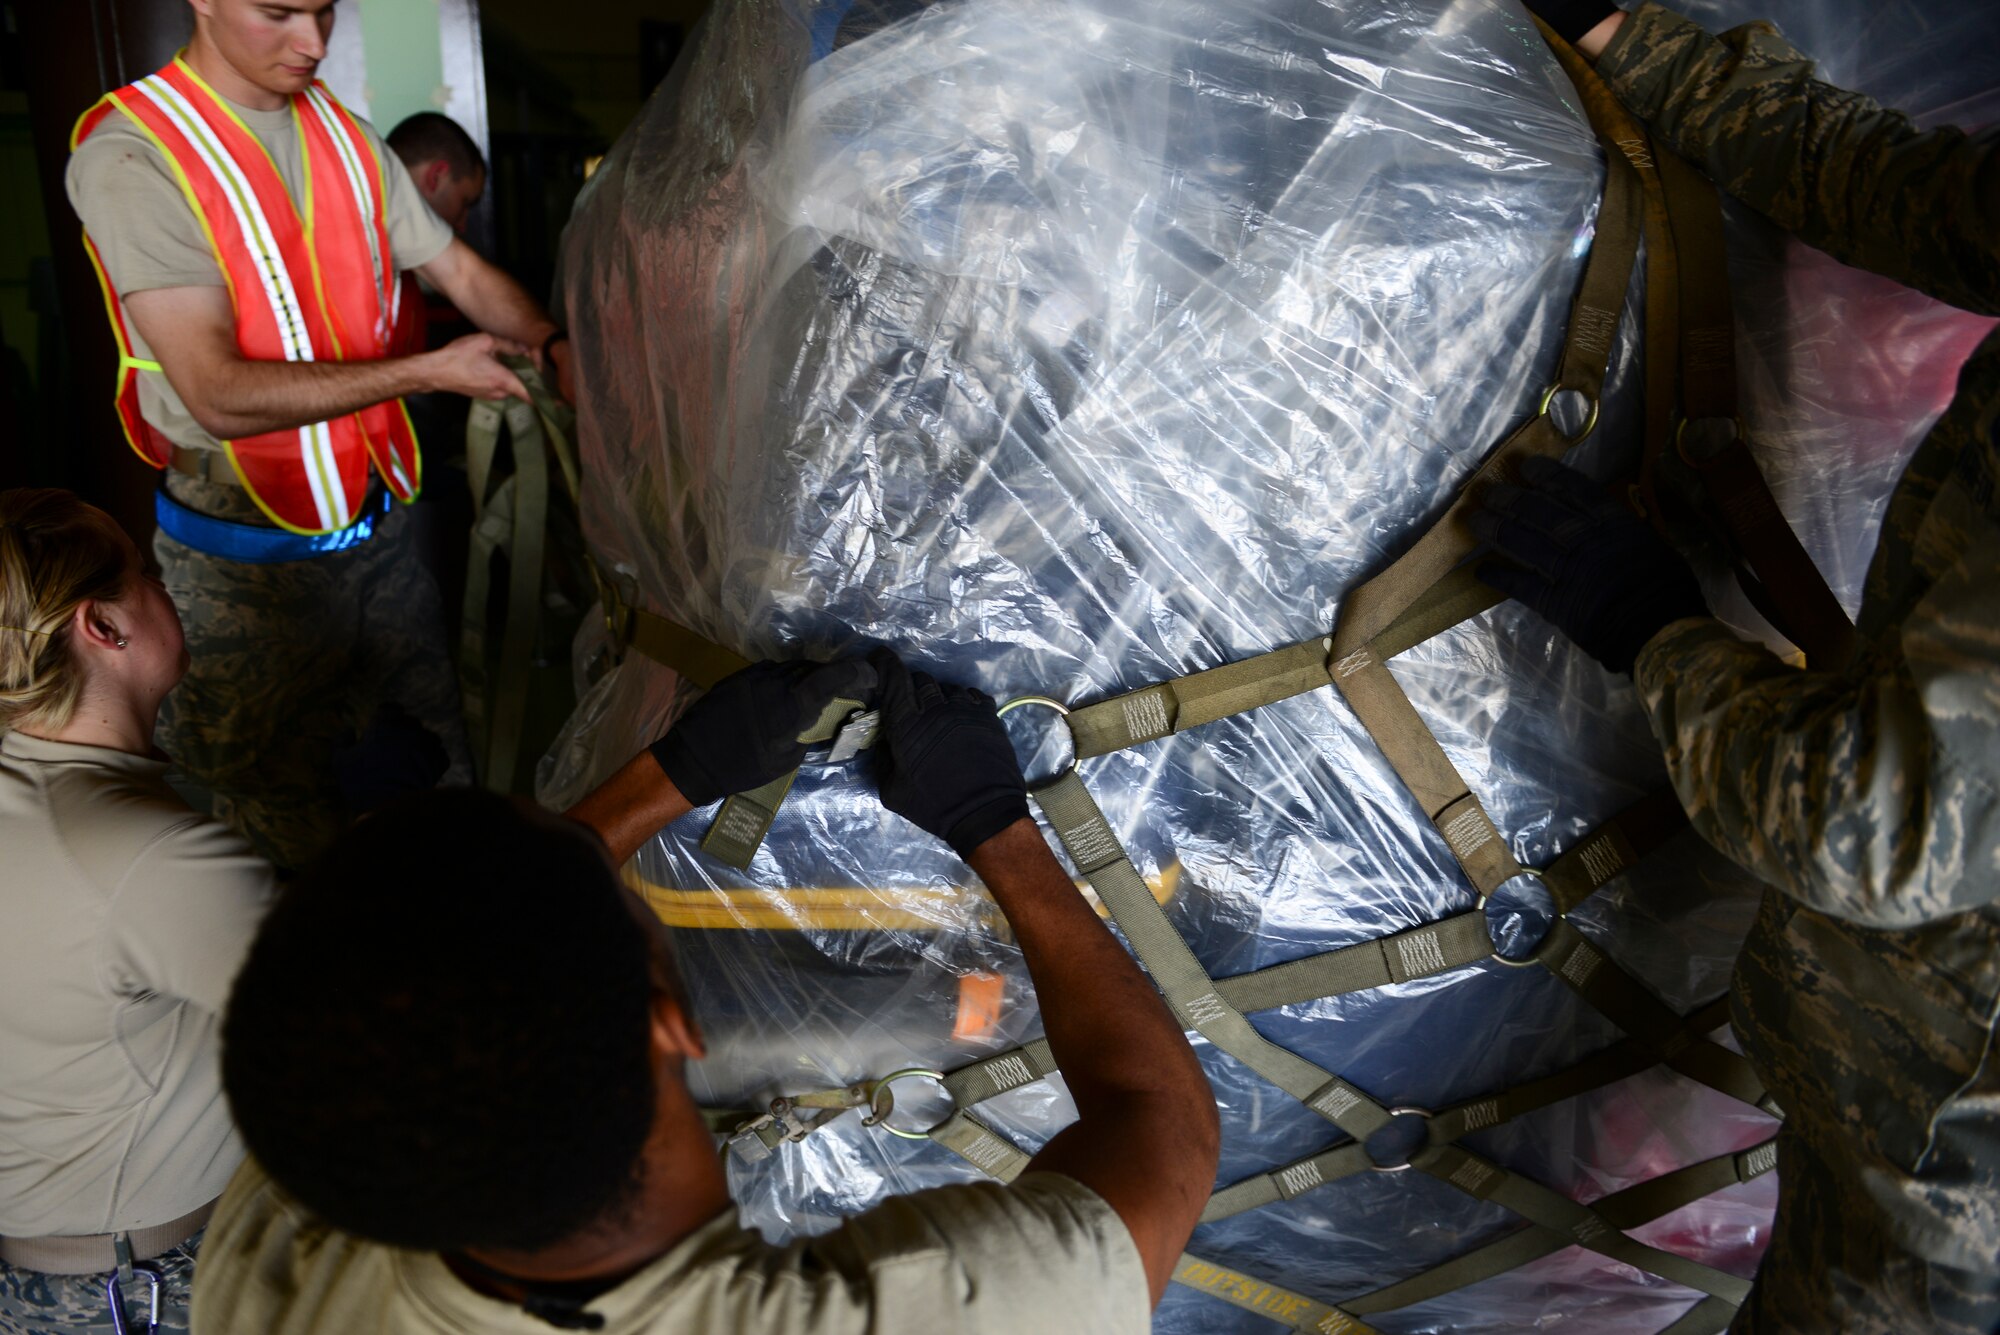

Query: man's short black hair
[386,111,486,179]
[222,789,658,1254]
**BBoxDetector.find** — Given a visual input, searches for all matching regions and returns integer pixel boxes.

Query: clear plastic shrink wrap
[538,1,2000,1330]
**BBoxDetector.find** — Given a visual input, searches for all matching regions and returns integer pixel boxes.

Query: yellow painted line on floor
[625,861,1182,931]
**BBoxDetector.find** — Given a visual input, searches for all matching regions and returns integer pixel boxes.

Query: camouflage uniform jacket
[1608,4,2000,1268]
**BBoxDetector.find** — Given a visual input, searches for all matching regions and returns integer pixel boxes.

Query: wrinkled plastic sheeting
[539,1,1998,1330]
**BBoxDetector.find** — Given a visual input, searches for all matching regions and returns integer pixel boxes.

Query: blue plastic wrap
[539,2,1999,1329]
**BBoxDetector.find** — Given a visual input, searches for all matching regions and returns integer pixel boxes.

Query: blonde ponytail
[0,489,132,734]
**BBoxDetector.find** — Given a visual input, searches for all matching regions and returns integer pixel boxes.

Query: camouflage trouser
[1734,1117,2000,1335]
[0,1233,201,1335]
[155,472,472,869]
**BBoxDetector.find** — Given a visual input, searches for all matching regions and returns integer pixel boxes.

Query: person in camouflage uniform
[152,473,469,868]
[1487,4,2000,1331]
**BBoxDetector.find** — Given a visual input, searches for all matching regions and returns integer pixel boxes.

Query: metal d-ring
[862,1068,954,1140]
[1484,866,1552,968]
[1675,415,1741,468]
[997,695,1079,782]
[1367,1105,1436,1174]
[1537,384,1602,443]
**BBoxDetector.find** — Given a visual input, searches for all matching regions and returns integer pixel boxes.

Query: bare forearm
[423,241,557,350]
[968,820,1207,1116]
[565,752,693,866]
[187,353,433,439]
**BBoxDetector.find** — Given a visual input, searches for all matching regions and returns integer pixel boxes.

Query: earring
[115,637,129,648]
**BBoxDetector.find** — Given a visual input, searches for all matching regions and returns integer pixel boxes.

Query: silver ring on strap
[1367,1106,1436,1173]
[1537,384,1602,443]
[997,695,1079,783]
[862,1068,954,1140]
[1483,866,1553,968]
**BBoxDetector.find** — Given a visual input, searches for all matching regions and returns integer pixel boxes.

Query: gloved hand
[334,702,450,816]
[649,656,878,807]
[869,650,1031,860]
[1517,0,1620,44]
[1468,455,1708,675]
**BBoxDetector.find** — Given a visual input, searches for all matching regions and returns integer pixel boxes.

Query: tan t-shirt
[0,731,274,1237]
[63,87,454,455]
[191,1159,1151,1335]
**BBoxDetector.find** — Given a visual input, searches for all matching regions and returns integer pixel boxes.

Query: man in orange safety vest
[65,0,574,866]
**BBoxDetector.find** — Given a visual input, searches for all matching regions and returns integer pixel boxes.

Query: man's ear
[421,159,451,197]
[649,990,707,1063]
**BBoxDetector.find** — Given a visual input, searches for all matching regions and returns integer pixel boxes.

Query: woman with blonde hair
[0,488,270,1335]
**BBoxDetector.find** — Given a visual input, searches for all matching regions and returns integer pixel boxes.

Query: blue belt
[155,486,393,564]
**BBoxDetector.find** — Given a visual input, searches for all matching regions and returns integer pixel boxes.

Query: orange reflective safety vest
[71,58,420,535]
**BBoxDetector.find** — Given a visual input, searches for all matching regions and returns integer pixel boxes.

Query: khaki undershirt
[0,732,274,1237]
[191,1159,1152,1335]
[64,87,453,456]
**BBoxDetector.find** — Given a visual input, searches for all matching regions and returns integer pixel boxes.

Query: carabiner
[106,1264,163,1335]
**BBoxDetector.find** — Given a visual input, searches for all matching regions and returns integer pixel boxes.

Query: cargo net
[536,1,1998,1330]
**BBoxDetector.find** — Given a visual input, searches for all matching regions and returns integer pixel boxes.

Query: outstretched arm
[419,239,574,401]
[1594,2,2000,315]
[1636,515,2000,929]
[125,284,528,440]
[566,657,878,866]
[870,654,1219,1305]
[969,821,1220,1305]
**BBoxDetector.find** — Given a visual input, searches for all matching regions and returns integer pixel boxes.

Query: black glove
[1468,455,1707,675]
[649,656,878,807]
[1519,0,1621,44]
[869,650,1031,860]
[334,703,450,816]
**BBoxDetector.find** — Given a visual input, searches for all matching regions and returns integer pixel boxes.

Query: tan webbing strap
[1654,149,1855,669]
[1213,911,1495,1014]
[700,772,798,867]
[1319,27,1654,900]
[1541,792,1688,912]
[460,395,550,793]
[1062,567,1504,764]
[1037,767,1748,1313]
[1205,996,1737,1222]
[1532,919,1769,1109]
[1329,102,1643,656]
[489,364,784,862]
[1427,994,1731,1144]
[927,1110,1031,1182]
[1034,769,1394,1142]
[1330,645,1523,896]
[612,599,751,689]
[1200,1141,1377,1221]
[943,1038,1058,1106]
[1348,1137,1773,1316]
[1601,1138,1779,1228]
[1068,637,1335,760]
[1655,1298,1741,1335]
[1681,420,1859,668]
[1413,1144,1752,1303]
[1368,565,1506,662]
[1173,1254,1383,1335]
[699,692,869,868]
